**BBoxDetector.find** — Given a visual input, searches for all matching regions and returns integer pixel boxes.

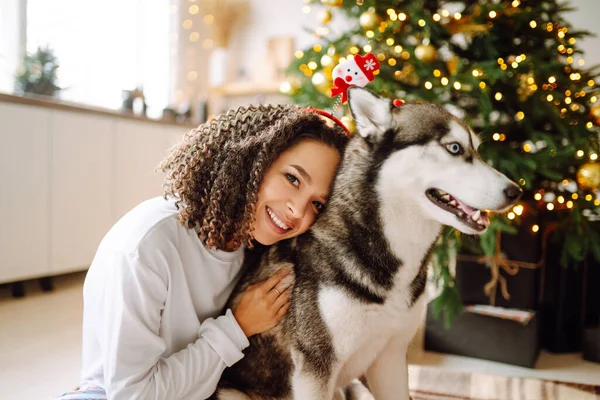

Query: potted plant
[15,46,61,97]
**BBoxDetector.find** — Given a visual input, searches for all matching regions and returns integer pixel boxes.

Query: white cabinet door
[0,101,191,283]
[50,111,114,275]
[0,103,51,283]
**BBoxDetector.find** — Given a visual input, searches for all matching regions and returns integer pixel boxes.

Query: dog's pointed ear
[348,87,392,139]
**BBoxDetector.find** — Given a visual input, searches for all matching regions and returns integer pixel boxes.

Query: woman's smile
[265,206,292,233]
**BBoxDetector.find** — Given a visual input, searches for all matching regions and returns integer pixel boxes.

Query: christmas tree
[283,0,600,324]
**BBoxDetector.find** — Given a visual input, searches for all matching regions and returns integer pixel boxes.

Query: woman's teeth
[267,207,290,230]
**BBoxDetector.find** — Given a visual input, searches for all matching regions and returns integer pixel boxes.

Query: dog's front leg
[291,347,338,400]
[365,333,410,400]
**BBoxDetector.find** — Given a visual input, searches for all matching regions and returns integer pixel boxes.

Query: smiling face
[252,139,341,245]
[333,59,369,87]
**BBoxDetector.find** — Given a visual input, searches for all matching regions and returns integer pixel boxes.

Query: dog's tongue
[454,196,491,227]
[454,197,477,216]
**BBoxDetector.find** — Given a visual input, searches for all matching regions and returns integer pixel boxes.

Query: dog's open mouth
[426,189,490,231]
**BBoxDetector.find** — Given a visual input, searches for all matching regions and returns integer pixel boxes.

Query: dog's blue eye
[445,143,463,155]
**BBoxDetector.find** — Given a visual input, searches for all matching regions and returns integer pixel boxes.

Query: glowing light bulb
[514,205,524,215]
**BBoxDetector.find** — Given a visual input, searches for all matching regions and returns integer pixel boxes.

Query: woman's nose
[287,199,308,220]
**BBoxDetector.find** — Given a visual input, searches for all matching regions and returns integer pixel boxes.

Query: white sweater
[80,197,249,400]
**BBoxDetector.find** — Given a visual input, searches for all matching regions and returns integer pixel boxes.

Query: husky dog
[212,87,522,400]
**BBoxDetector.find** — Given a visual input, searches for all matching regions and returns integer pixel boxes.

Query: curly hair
[160,104,349,250]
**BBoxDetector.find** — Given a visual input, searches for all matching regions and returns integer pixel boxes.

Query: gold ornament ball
[577,162,600,191]
[311,71,333,96]
[591,104,600,125]
[395,64,419,86]
[359,9,380,30]
[318,9,333,24]
[321,0,343,7]
[415,44,437,63]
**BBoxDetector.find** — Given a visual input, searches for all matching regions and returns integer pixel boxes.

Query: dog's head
[348,87,522,235]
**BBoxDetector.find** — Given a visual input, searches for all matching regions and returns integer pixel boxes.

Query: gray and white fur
[211,87,522,400]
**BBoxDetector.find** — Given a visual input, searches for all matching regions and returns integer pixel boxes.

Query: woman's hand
[233,268,292,337]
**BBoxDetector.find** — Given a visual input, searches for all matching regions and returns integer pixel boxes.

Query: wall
[226,0,350,85]
[565,0,600,67]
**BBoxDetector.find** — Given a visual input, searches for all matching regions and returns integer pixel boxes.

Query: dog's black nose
[504,184,523,202]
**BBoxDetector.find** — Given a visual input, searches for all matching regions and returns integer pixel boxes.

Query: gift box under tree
[540,219,600,355]
[425,206,565,367]
[456,201,543,310]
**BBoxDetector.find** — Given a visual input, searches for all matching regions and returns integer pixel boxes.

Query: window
[26,0,172,116]
[0,0,25,93]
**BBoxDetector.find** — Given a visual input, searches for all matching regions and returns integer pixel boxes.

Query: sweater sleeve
[98,252,249,400]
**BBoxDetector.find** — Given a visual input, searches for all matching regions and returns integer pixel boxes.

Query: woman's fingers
[272,287,291,310]
[259,268,290,294]
[275,302,290,321]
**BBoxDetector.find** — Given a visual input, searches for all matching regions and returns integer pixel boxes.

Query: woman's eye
[445,142,463,155]
[313,201,325,213]
[286,173,300,187]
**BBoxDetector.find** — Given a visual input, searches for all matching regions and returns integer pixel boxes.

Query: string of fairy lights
[284,0,600,232]
[170,0,230,109]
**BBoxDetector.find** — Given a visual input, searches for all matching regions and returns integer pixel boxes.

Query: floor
[1,272,599,400]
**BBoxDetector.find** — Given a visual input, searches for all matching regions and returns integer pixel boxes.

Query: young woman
[58,104,350,400]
